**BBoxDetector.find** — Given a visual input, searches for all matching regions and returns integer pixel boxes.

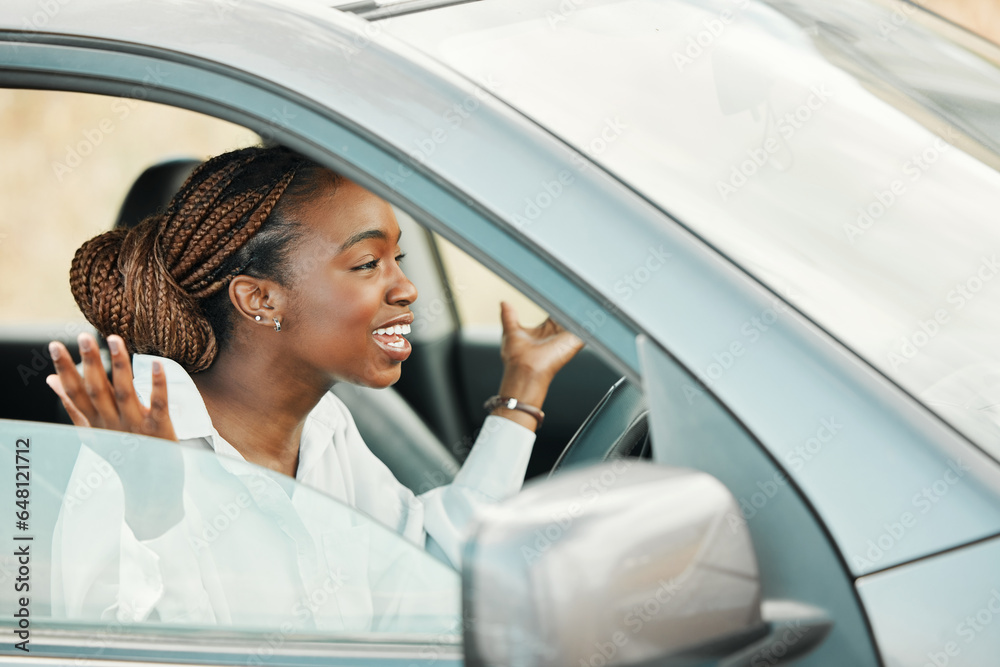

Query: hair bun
[70,217,218,372]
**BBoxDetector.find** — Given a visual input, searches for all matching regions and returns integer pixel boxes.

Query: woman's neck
[190,344,332,478]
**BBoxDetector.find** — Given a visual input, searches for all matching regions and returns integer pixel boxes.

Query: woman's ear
[229,276,282,324]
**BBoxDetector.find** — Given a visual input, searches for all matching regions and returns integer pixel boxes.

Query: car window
[434,233,547,329]
[0,89,464,658]
[0,419,461,650]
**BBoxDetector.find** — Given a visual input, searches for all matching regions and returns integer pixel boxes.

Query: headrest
[114,158,201,230]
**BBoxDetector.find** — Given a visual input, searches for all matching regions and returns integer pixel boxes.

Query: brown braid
[69,146,332,372]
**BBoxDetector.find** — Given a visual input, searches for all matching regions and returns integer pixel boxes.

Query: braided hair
[69,145,337,372]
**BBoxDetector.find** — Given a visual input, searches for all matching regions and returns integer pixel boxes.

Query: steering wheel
[549,377,650,477]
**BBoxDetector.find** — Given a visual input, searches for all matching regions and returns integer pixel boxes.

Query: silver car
[1,0,999,665]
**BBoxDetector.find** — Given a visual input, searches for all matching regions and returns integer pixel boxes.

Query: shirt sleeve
[330,391,536,570]
[414,415,536,568]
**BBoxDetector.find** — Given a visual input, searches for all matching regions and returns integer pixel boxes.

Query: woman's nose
[387,265,418,306]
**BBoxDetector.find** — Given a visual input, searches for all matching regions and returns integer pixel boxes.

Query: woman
[45,145,583,629]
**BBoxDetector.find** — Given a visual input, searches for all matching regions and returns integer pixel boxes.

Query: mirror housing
[462,460,765,666]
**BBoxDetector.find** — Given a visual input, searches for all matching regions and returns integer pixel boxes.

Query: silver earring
[273,317,281,332]
[255,315,262,321]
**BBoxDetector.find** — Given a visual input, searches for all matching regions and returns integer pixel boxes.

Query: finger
[548,317,569,334]
[144,360,177,441]
[45,375,92,428]
[536,316,563,336]
[499,301,521,332]
[48,340,101,425]
[557,330,585,353]
[552,330,585,361]
[107,336,146,427]
[78,332,119,428]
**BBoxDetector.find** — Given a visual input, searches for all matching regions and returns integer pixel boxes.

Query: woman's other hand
[492,302,584,431]
[46,333,177,441]
[47,332,184,539]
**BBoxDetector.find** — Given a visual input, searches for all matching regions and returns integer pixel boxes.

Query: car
[2,0,1000,665]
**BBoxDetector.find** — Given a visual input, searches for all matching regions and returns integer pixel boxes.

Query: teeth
[387,340,405,348]
[372,324,412,336]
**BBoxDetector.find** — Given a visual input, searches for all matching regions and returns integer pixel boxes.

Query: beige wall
[0,90,257,324]
[917,0,1000,44]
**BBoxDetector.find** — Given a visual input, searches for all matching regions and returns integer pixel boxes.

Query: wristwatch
[483,395,545,428]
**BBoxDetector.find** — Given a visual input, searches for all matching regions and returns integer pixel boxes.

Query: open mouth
[372,323,412,360]
[372,323,411,348]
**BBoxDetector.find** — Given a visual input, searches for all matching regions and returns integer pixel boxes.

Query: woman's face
[279,178,418,389]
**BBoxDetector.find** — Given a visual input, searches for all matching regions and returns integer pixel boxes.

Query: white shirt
[51,354,535,633]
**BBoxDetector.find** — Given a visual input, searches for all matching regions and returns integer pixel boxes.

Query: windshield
[382,0,1000,459]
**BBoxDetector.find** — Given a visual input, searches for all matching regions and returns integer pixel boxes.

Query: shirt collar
[131,353,334,481]
[132,354,214,442]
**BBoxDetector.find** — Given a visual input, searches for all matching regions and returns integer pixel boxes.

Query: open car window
[0,419,461,652]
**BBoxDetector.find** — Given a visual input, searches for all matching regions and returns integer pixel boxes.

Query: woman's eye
[353,259,380,271]
[395,253,406,264]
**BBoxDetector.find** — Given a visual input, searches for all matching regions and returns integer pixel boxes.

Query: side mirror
[461,460,831,666]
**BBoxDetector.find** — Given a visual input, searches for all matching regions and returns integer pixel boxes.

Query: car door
[1,3,880,665]
[0,418,464,665]
[373,0,1000,664]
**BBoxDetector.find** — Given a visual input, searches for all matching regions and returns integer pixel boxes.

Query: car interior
[0,89,649,498]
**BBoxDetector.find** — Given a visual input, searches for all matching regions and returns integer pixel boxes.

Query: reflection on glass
[0,420,460,638]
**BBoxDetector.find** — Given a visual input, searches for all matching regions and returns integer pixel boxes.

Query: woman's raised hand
[491,302,584,431]
[46,333,177,441]
[499,301,584,382]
